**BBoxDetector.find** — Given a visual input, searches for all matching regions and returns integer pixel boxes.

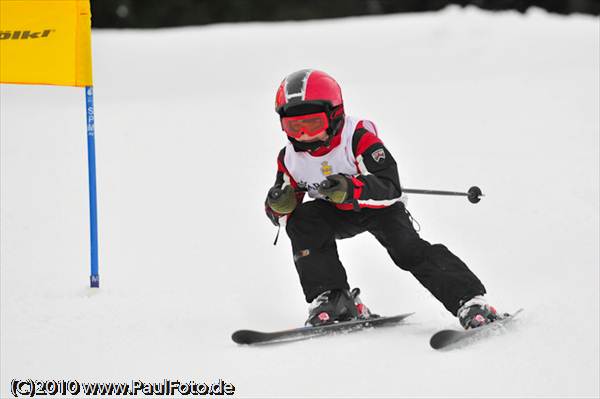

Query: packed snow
[1,6,598,398]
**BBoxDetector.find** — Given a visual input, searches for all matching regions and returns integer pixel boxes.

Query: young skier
[265,69,498,330]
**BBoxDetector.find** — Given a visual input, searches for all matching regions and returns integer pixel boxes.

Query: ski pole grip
[320,179,334,189]
[268,186,283,200]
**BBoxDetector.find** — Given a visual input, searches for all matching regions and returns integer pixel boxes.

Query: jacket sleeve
[349,121,402,203]
[265,148,305,226]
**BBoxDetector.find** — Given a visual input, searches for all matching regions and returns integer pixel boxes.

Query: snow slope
[1,6,598,398]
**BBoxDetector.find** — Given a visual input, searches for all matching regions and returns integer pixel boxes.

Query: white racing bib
[284,116,360,199]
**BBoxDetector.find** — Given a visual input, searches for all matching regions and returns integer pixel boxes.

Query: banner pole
[85,86,99,288]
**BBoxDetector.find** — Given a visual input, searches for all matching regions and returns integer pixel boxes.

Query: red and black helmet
[275,69,345,139]
[275,69,343,114]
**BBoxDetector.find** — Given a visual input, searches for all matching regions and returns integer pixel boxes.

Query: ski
[430,308,524,350]
[232,312,414,345]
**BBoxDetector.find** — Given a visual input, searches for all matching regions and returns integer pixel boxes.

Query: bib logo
[0,30,53,40]
[321,161,332,176]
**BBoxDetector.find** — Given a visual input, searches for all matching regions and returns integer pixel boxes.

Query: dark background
[91,0,599,28]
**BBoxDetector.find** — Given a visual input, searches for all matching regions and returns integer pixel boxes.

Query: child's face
[294,130,329,143]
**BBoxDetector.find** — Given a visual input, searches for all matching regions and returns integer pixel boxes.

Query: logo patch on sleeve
[371,148,386,163]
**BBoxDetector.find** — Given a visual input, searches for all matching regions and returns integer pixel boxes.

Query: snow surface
[1,6,599,398]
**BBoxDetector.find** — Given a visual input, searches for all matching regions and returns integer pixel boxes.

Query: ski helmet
[275,69,345,150]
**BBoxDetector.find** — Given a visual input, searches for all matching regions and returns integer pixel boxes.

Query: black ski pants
[285,200,486,315]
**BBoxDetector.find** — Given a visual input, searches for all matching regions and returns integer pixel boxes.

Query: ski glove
[318,174,353,204]
[267,185,297,215]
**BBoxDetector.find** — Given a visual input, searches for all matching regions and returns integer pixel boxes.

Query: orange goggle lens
[281,112,329,138]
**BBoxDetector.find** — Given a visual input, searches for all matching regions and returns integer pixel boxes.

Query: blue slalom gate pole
[85,86,100,287]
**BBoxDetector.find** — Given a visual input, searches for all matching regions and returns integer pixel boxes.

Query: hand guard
[318,174,353,204]
[267,185,297,215]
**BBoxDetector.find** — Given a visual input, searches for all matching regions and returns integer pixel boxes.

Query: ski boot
[305,287,374,326]
[457,295,499,330]
[350,287,376,320]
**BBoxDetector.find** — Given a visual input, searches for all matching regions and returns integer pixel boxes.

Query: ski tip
[429,329,458,350]
[429,308,525,350]
[430,340,442,350]
[231,330,255,345]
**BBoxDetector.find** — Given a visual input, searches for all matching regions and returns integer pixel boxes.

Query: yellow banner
[0,0,93,87]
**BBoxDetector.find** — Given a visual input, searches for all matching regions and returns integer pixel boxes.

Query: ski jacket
[265,115,403,226]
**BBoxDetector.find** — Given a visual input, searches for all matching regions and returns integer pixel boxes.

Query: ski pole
[402,186,484,204]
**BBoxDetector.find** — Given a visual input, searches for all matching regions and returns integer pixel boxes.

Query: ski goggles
[281,112,329,139]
